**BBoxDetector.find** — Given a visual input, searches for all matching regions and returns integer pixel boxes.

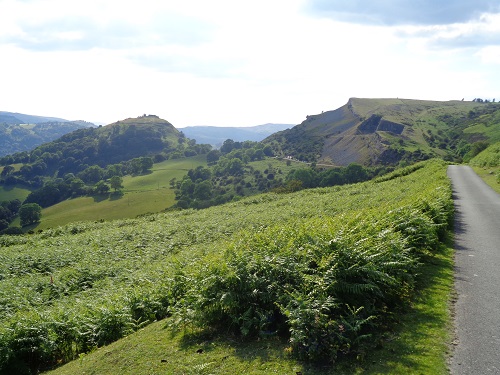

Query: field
[5,155,331,231]
[0,159,455,374]
[0,185,31,202]
[12,155,207,230]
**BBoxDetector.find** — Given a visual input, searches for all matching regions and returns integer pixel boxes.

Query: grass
[248,157,302,174]
[355,244,454,374]
[0,185,31,202]
[469,141,500,194]
[29,160,456,375]
[0,160,454,375]
[44,322,305,375]
[44,243,455,375]
[471,166,500,194]
[15,155,206,230]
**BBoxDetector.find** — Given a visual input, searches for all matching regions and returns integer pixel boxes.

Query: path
[448,165,500,374]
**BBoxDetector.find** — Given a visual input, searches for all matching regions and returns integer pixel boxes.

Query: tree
[220,139,236,154]
[0,219,9,231]
[110,176,124,192]
[286,168,318,188]
[94,180,110,195]
[69,177,86,196]
[79,165,105,184]
[207,150,221,165]
[227,158,244,175]
[140,157,153,173]
[19,203,42,227]
[194,180,213,200]
[343,163,368,184]
[263,145,274,157]
[0,165,14,177]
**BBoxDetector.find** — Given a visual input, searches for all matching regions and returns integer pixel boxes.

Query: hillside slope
[0,159,453,374]
[264,98,500,166]
[0,120,95,157]
[0,115,185,175]
[0,111,69,124]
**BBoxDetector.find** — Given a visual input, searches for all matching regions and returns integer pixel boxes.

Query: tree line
[172,139,387,210]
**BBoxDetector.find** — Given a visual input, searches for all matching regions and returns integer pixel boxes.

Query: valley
[0,98,499,374]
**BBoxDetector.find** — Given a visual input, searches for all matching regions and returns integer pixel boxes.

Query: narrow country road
[448,165,500,374]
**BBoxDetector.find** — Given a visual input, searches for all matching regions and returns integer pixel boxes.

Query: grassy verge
[471,166,500,194]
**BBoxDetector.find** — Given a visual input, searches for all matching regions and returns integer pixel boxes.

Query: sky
[0,0,499,127]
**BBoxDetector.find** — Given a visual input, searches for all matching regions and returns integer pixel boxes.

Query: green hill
[0,115,214,217]
[0,121,95,157]
[264,98,500,166]
[0,115,184,173]
[0,111,69,124]
[41,115,182,168]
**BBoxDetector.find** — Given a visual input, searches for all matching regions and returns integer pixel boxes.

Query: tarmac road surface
[448,165,500,374]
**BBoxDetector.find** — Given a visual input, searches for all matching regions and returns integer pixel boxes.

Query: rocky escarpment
[357,114,405,135]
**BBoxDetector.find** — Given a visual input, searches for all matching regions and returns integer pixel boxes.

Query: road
[448,165,500,374]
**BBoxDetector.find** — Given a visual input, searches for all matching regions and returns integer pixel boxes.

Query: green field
[0,159,455,374]
[0,185,31,202]
[12,155,207,230]
[4,155,329,231]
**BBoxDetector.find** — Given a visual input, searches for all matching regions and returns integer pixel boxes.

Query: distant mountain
[0,115,194,178]
[263,98,500,166]
[180,123,293,147]
[0,111,70,124]
[0,111,95,156]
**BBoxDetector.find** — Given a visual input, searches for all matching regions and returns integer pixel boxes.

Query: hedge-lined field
[0,159,453,374]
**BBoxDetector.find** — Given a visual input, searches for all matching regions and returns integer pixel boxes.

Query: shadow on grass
[109,191,124,200]
[92,194,109,203]
[22,222,41,232]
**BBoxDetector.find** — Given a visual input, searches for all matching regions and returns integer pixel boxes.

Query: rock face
[357,115,404,135]
[378,119,404,134]
[358,114,382,133]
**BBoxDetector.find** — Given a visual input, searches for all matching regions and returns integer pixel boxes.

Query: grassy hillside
[265,98,500,166]
[0,121,95,157]
[3,155,307,231]
[0,185,31,202]
[469,141,500,193]
[12,155,207,230]
[0,159,454,374]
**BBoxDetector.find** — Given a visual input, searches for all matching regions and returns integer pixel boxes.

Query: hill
[0,115,215,217]
[0,114,96,157]
[180,123,293,148]
[0,111,69,124]
[0,115,193,177]
[264,98,500,166]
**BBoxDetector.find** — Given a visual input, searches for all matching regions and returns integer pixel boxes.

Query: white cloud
[0,0,499,127]
[305,0,500,25]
